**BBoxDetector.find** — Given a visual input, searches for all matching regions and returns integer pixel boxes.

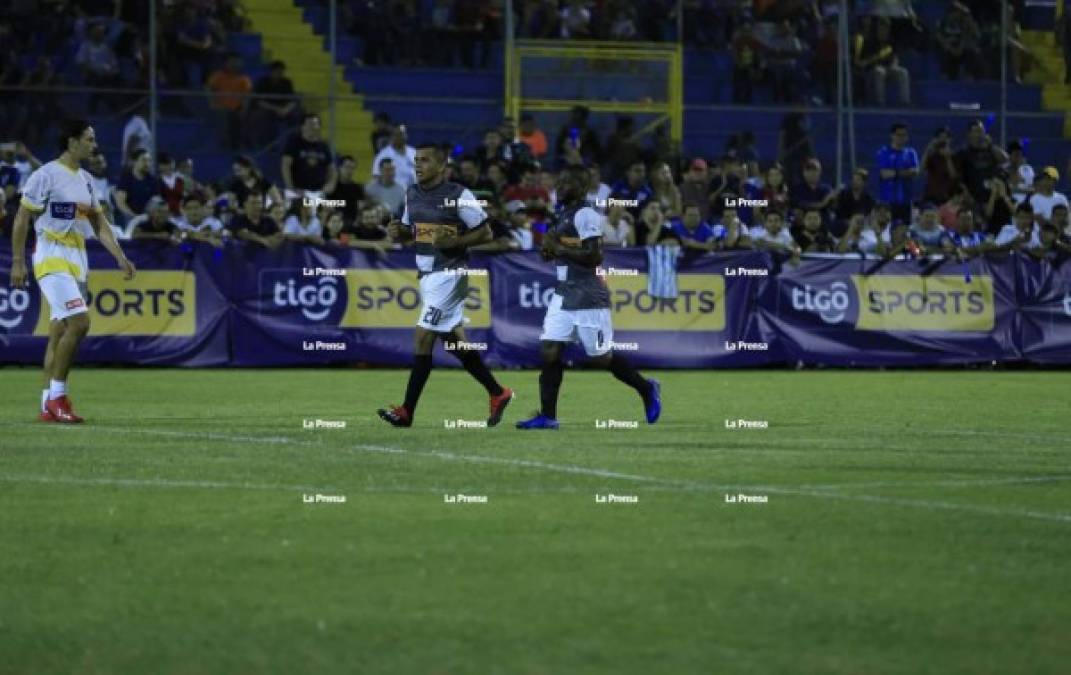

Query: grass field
[1,367,1069,674]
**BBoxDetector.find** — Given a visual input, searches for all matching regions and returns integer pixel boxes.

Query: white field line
[5,426,1071,524]
[0,474,332,493]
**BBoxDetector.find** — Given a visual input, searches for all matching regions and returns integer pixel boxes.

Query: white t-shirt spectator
[995,223,1040,248]
[560,6,591,37]
[371,145,417,189]
[749,225,795,248]
[1028,191,1069,222]
[0,158,34,190]
[602,213,632,246]
[586,182,612,213]
[857,227,883,253]
[283,215,322,238]
[1011,163,1035,203]
[122,115,151,164]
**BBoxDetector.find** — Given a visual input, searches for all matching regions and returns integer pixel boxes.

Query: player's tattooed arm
[545,234,603,267]
[89,209,136,279]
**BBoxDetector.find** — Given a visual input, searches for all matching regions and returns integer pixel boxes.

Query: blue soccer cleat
[515,413,560,430]
[644,378,661,424]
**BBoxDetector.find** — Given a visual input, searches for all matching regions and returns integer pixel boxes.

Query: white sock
[48,379,67,400]
[41,389,49,412]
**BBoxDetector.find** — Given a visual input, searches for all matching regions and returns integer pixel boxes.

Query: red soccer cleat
[45,396,85,424]
[38,410,56,423]
[377,404,412,428]
[487,387,514,427]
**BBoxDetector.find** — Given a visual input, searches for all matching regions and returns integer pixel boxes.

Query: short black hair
[415,143,445,162]
[157,152,174,165]
[1015,202,1034,214]
[373,111,391,123]
[890,122,908,134]
[339,155,355,165]
[58,119,91,152]
[301,113,320,125]
[183,193,206,205]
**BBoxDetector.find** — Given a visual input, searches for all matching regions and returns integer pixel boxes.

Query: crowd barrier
[1,241,1069,367]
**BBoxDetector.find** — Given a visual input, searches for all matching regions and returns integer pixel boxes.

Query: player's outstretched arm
[90,210,136,280]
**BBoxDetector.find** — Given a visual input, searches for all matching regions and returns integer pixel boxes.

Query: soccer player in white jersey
[7,120,137,423]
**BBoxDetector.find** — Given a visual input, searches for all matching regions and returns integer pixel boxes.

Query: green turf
[1,367,1069,674]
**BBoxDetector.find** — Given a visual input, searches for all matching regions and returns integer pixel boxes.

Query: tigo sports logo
[783,275,994,332]
[273,276,340,321]
[790,281,852,324]
[0,287,33,330]
[34,271,195,336]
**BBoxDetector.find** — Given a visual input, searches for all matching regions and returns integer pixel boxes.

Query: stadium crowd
[2,105,1070,261]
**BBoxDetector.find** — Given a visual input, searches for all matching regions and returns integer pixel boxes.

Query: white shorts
[38,273,89,321]
[540,293,613,357]
[417,270,468,331]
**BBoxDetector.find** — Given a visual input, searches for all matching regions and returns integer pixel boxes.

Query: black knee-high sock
[540,360,564,419]
[453,350,503,396]
[403,354,433,414]
[608,352,651,400]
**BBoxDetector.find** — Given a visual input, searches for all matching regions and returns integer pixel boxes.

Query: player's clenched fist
[9,259,28,288]
[387,220,405,241]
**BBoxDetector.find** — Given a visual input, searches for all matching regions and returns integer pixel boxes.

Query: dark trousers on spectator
[732,66,754,103]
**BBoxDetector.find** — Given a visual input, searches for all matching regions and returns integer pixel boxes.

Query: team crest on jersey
[50,202,76,219]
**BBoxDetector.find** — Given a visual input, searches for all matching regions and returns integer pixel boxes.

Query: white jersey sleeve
[575,206,602,240]
[457,188,487,230]
[82,169,103,213]
[20,166,50,212]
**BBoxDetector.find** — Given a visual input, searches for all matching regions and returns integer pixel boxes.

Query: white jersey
[20,160,102,282]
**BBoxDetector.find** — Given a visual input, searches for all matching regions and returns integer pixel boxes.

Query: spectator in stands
[282,113,337,199]
[177,193,224,247]
[343,206,390,253]
[0,142,41,190]
[457,155,495,199]
[226,155,282,211]
[157,153,186,217]
[130,196,179,243]
[177,158,206,199]
[671,204,718,253]
[518,114,548,160]
[639,200,670,245]
[503,163,551,216]
[730,21,762,103]
[876,123,919,224]
[326,155,365,225]
[559,0,592,37]
[230,191,283,249]
[1059,3,1071,85]
[855,18,911,107]
[922,127,958,205]
[1054,203,1071,239]
[956,120,1008,205]
[604,116,643,184]
[249,61,299,147]
[939,186,974,229]
[610,161,654,222]
[1028,167,1069,228]
[555,105,602,167]
[586,164,612,212]
[175,3,218,86]
[649,162,682,218]
[370,112,392,154]
[834,168,875,235]
[794,208,835,253]
[751,164,791,225]
[910,204,949,253]
[765,19,808,104]
[838,213,880,255]
[943,206,994,257]
[680,158,710,220]
[487,161,510,196]
[749,210,799,255]
[602,203,634,247]
[283,200,325,246]
[206,54,252,151]
[791,158,835,226]
[1006,140,1034,203]
[539,168,558,209]
[76,21,121,113]
[364,158,406,217]
[708,155,746,220]
[872,202,895,241]
[935,2,983,81]
[85,151,114,221]
[983,175,1016,236]
[995,202,1039,251]
[720,204,751,250]
[607,1,640,40]
[778,112,815,186]
[371,124,416,189]
[114,149,159,222]
[121,109,152,169]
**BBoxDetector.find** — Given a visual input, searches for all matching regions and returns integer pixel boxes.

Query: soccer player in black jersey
[377,144,514,427]
[516,165,661,429]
